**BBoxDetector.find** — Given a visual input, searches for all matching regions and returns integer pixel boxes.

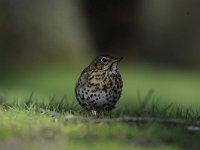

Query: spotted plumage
[75,55,123,114]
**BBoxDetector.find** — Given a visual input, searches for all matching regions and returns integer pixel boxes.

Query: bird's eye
[101,57,107,63]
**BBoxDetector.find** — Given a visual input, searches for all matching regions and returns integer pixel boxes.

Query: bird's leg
[91,110,97,116]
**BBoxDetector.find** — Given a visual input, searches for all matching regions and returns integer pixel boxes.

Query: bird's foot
[91,110,97,116]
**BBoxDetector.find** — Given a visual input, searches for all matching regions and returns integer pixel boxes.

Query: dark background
[1,0,200,72]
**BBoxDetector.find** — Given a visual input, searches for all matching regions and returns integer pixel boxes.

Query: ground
[0,63,200,150]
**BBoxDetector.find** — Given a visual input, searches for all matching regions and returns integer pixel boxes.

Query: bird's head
[89,54,123,72]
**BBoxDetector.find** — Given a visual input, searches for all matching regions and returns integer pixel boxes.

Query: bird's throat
[110,62,118,73]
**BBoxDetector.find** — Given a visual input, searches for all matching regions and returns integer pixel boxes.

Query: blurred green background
[0,0,200,108]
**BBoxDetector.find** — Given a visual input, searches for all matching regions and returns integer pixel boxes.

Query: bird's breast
[87,71,113,89]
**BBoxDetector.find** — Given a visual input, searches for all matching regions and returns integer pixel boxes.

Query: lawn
[0,62,200,150]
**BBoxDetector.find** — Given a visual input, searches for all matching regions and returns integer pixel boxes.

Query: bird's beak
[112,57,123,63]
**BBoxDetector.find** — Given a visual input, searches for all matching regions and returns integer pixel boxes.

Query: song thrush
[75,54,123,115]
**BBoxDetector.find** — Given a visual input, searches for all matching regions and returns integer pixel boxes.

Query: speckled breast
[75,70,123,111]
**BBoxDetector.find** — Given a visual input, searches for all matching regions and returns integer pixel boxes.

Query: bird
[75,54,123,115]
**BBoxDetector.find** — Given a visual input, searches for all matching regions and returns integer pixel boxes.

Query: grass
[0,63,200,150]
[0,91,199,150]
[1,90,200,121]
[0,98,200,150]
